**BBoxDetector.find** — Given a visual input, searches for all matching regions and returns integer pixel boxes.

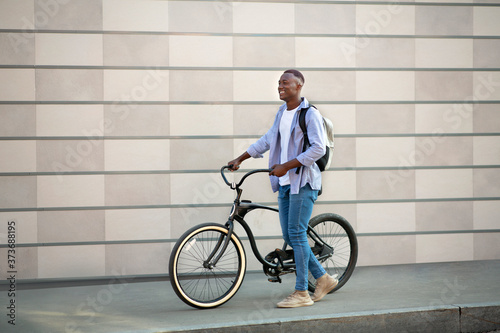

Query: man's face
[278,73,302,102]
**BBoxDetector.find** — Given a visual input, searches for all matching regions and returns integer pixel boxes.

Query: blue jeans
[278,184,326,291]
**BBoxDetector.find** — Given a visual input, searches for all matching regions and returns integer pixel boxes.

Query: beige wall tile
[321,105,356,135]
[416,39,473,68]
[415,169,473,199]
[233,105,277,136]
[296,37,356,68]
[38,245,105,278]
[357,203,415,233]
[357,104,415,134]
[0,105,36,137]
[0,69,35,101]
[0,248,37,279]
[36,104,104,137]
[170,173,234,205]
[0,176,36,209]
[473,201,500,230]
[234,139,269,170]
[321,170,357,201]
[474,7,500,36]
[103,104,170,137]
[170,105,233,136]
[302,71,356,102]
[36,34,103,66]
[0,140,36,172]
[0,0,33,29]
[105,208,170,241]
[37,175,105,208]
[331,138,356,169]
[104,139,169,171]
[357,235,416,266]
[37,139,104,173]
[170,70,232,102]
[105,243,169,275]
[474,233,500,260]
[235,36,294,68]
[103,0,168,32]
[0,32,35,65]
[0,212,37,244]
[356,137,415,168]
[296,4,355,34]
[415,104,473,134]
[474,137,500,165]
[416,234,473,263]
[356,71,415,101]
[105,174,170,206]
[416,201,473,231]
[233,2,295,34]
[170,206,231,239]
[36,69,103,101]
[233,70,281,102]
[356,4,415,35]
[168,1,232,33]
[104,34,169,67]
[104,69,169,102]
[170,36,232,67]
[38,210,105,243]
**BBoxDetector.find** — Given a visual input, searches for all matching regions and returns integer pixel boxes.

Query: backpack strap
[295,105,313,174]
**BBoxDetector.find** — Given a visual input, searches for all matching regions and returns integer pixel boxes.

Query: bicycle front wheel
[307,213,358,293]
[169,223,246,309]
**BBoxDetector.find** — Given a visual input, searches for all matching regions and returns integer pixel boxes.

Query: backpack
[295,105,334,174]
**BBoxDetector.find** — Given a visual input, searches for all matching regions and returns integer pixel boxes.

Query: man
[228,69,338,308]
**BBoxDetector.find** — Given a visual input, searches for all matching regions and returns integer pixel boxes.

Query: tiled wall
[0,0,499,281]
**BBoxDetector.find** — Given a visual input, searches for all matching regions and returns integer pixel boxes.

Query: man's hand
[270,159,303,177]
[227,152,251,171]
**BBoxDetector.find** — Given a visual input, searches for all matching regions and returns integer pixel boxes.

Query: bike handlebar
[221,165,271,189]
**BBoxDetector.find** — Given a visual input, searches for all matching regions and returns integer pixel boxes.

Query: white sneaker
[311,274,338,302]
[277,290,314,308]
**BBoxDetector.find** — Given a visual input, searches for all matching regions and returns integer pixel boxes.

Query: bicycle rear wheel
[307,213,358,293]
[169,223,246,309]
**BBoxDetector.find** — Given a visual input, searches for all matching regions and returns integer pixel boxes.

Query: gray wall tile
[416,72,473,101]
[0,105,36,136]
[168,1,232,33]
[474,233,500,260]
[357,170,415,200]
[169,70,232,102]
[34,0,102,30]
[36,69,103,101]
[103,105,170,136]
[38,210,105,242]
[0,33,35,65]
[416,6,473,36]
[170,139,233,170]
[105,243,169,275]
[37,140,104,172]
[356,38,415,68]
[105,174,170,206]
[0,176,36,209]
[474,169,500,197]
[474,105,500,133]
[416,201,473,231]
[414,136,473,166]
[104,34,169,67]
[295,4,355,34]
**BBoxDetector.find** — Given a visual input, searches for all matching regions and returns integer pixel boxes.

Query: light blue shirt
[247,97,326,194]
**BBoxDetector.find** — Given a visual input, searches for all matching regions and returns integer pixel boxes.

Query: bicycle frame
[204,166,333,273]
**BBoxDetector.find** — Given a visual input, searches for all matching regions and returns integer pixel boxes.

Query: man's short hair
[284,69,305,85]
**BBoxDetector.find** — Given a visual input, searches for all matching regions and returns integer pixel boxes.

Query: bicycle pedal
[268,276,282,283]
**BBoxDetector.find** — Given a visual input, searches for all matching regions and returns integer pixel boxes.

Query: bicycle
[169,166,358,309]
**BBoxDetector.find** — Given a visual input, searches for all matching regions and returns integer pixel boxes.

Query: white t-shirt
[279,106,299,186]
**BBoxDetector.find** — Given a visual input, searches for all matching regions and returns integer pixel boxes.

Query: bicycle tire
[307,213,358,293]
[169,223,246,309]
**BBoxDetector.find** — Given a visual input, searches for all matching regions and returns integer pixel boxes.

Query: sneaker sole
[277,300,314,308]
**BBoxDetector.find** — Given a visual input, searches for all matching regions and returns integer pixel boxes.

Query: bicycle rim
[170,224,246,308]
[307,214,358,293]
